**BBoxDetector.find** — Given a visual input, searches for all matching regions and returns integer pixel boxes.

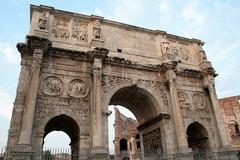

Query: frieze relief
[161,39,193,63]
[52,18,70,39]
[143,128,162,153]
[192,93,206,110]
[102,76,132,93]
[40,76,63,96]
[67,79,89,98]
[71,20,88,42]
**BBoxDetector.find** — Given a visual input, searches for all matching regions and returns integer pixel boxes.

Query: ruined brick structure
[113,108,140,155]
[219,95,240,147]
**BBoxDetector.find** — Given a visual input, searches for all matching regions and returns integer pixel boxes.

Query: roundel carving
[40,76,63,96]
[192,93,206,109]
[67,79,89,98]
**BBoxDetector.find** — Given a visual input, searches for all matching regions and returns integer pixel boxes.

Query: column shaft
[18,49,43,145]
[92,58,103,147]
[166,69,188,150]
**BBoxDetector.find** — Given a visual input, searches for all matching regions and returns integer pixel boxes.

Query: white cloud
[158,1,170,13]
[0,91,14,120]
[0,42,20,64]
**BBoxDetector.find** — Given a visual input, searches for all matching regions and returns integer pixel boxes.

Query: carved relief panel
[67,79,89,98]
[52,17,70,39]
[38,11,49,30]
[192,93,206,110]
[71,20,88,42]
[143,128,162,153]
[40,76,63,96]
[178,90,209,118]
[178,91,190,108]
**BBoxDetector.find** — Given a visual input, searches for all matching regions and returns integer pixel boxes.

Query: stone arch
[103,82,164,120]
[228,120,240,139]
[184,119,216,148]
[36,110,82,151]
[120,138,128,152]
[186,122,210,151]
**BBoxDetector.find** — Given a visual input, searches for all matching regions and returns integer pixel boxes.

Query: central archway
[43,114,80,158]
[107,85,164,155]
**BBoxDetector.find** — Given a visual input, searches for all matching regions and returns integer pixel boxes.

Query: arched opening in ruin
[43,114,80,159]
[108,85,162,155]
[120,138,128,152]
[187,122,210,151]
[228,121,240,140]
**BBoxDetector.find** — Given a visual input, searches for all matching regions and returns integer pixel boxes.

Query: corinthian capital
[203,74,215,89]
[91,47,109,60]
[166,69,176,84]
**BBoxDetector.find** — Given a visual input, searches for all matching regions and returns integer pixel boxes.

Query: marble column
[18,48,44,145]
[203,74,230,147]
[7,59,30,147]
[165,69,189,151]
[92,57,103,147]
[91,48,108,149]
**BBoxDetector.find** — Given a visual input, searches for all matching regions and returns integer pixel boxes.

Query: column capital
[91,47,109,60]
[165,68,176,85]
[26,35,52,53]
[203,74,215,90]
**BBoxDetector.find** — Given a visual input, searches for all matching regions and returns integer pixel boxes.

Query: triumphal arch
[7,4,236,159]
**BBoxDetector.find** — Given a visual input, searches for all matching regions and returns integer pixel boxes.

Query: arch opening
[109,86,158,124]
[228,121,240,140]
[43,114,80,157]
[120,138,128,152]
[108,85,163,155]
[187,122,210,151]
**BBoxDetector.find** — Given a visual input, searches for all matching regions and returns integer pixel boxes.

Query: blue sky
[0,0,240,149]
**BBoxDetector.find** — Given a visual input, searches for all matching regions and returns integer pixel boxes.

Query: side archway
[186,122,210,151]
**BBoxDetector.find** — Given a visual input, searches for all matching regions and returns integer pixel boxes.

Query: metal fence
[0,147,239,160]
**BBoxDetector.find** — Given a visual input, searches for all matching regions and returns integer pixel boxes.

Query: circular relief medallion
[192,93,206,109]
[178,91,190,108]
[40,76,63,96]
[67,79,89,98]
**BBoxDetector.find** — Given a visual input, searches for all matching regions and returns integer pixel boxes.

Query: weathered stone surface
[6,4,234,158]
